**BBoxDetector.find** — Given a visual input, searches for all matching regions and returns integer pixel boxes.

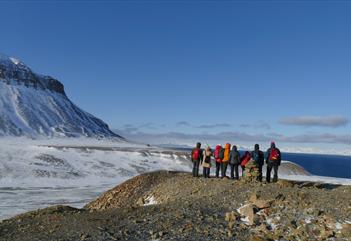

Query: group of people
[191,141,282,183]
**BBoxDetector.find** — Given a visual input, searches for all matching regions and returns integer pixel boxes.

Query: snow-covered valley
[1,138,351,220]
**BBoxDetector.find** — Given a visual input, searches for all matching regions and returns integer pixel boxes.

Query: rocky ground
[0,170,350,241]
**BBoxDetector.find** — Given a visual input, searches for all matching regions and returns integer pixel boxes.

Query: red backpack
[269,148,279,161]
[214,148,220,159]
[192,148,200,160]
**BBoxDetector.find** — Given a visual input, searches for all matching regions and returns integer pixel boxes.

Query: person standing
[266,142,281,182]
[229,145,241,180]
[202,146,212,178]
[251,144,264,182]
[221,143,231,178]
[213,144,222,178]
[191,142,202,177]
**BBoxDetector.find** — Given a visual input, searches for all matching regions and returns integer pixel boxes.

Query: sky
[1,0,351,152]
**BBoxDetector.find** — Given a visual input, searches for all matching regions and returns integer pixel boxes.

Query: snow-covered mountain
[0,53,122,138]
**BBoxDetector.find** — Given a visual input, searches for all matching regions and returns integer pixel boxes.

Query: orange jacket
[222,143,231,162]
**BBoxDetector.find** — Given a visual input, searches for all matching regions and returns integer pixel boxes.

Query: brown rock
[257,223,269,233]
[254,199,271,209]
[249,193,259,203]
[238,204,255,225]
[277,180,294,188]
[225,210,240,222]
[340,223,351,238]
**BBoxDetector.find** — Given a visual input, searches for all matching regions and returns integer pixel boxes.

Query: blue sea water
[282,152,351,179]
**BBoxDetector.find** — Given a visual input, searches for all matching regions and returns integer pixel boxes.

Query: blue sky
[1,1,351,150]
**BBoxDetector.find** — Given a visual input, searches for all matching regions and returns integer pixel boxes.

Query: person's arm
[278,149,282,165]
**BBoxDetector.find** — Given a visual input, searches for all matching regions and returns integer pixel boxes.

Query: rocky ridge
[0,171,350,241]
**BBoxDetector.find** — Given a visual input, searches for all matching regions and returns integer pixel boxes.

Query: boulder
[238,204,255,225]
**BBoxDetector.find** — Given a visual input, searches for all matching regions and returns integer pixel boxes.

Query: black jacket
[229,150,241,165]
[266,147,281,165]
[251,150,264,167]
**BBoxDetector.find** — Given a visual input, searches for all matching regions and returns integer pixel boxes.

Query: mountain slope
[0,53,122,138]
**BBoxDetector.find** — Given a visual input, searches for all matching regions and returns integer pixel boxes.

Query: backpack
[252,151,259,164]
[192,148,200,160]
[214,148,220,159]
[269,148,279,161]
[218,148,225,160]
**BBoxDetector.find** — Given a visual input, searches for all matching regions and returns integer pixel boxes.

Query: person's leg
[273,164,279,182]
[203,167,206,178]
[221,163,224,178]
[223,162,228,177]
[230,164,234,179]
[235,164,239,180]
[195,160,200,177]
[216,162,220,178]
[192,161,196,177]
[241,166,245,177]
[207,168,211,178]
[266,164,272,182]
[257,165,263,182]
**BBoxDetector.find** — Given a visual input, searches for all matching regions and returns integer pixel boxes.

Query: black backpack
[218,148,225,160]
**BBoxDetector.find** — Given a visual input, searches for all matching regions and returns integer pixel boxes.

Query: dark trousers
[203,167,210,178]
[215,162,221,177]
[230,164,239,180]
[221,162,228,178]
[241,166,245,177]
[266,163,279,182]
[257,165,263,182]
[192,160,200,177]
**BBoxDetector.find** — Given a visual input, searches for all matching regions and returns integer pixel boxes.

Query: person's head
[196,142,201,148]
[245,151,250,156]
[254,144,259,151]
[232,145,237,151]
[271,141,276,149]
[225,143,231,149]
[205,146,210,151]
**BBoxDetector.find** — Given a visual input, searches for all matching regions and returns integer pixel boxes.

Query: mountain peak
[0,52,123,139]
[0,53,65,95]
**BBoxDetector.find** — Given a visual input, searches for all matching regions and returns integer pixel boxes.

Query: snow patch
[335,222,343,230]
[9,57,20,65]
[143,195,157,206]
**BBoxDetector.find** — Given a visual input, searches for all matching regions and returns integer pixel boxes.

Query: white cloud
[279,116,348,128]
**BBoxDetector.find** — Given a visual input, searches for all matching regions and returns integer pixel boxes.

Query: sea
[282,152,351,179]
